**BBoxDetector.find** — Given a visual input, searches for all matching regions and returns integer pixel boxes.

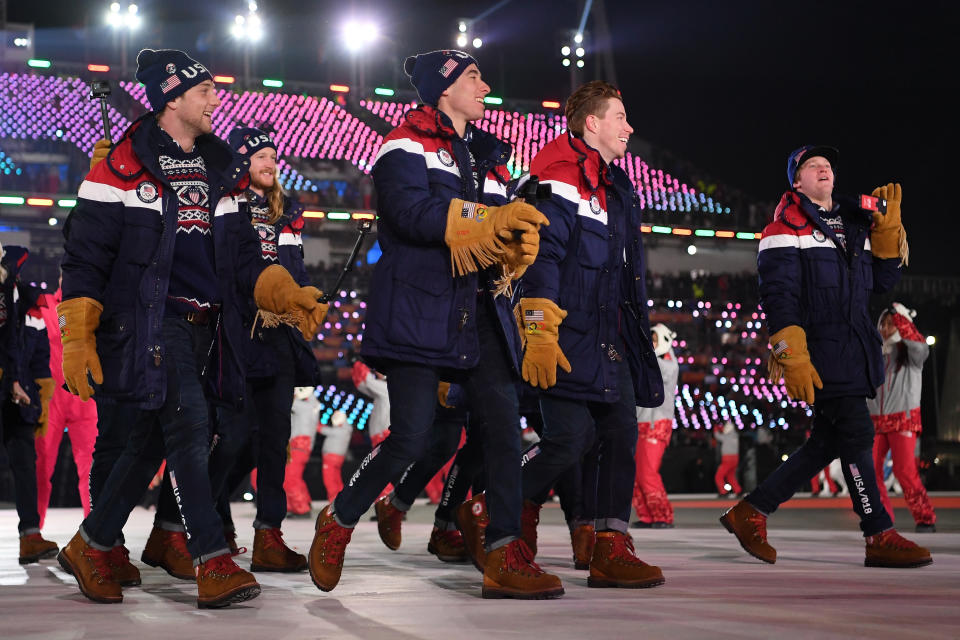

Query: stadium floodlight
[456,34,468,47]
[107,3,140,30]
[574,32,583,44]
[562,58,570,67]
[343,20,379,52]
[458,21,468,33]
[576,59,584,68]
[575,47,585,58]
[926,335,936,346]
[472,37,482,48]
[561,46,570,56]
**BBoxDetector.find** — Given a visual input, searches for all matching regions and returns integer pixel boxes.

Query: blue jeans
[433,414,483,527]
[747,395,893,536]
[522,359,638,533]
[80,318,229,562]
[391,405,467,510]
[335,300,523,549]
[2,399,41,534]
[205,328,295,529]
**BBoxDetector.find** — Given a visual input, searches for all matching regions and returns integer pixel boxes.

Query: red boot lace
[503,540,545,576]
[82,547,115,582]
[108,545,130,567]
[226,531,248,556]
[318,521,353,565]
[609,533,645,565]
[873,530,914,550]
[167,530,191,558]
[439,529,465,548]
[262,528,287,550]
[202,554,243,578]
[746,512,768,542]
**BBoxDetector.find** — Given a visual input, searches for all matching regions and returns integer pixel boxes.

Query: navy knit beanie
[228,127,277,157]
[786,145,838,187]
[135,48,214,111]
[403,50,479,106]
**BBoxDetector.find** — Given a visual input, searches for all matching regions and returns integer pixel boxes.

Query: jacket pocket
[96,311,137,396]
[386,268,453,352]
[859,251,874,291]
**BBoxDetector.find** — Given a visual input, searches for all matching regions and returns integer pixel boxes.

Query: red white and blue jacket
[757,190,901,400]
[61,113,268,409]
[362,105,520,371]
[520,132,663,405]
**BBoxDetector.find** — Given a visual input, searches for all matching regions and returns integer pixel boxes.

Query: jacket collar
[404,105,512,171]
[530,131,613,192]
[104,112,250,194]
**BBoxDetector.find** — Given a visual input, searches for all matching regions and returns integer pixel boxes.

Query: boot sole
[251,562,307,573]
[865,557,933,568]
[19,547,59,564]
[587,575,665,588]
[719,514,776,564]
[140,555,195,581]
[57,550,122,604]
[482,585,565,599]
[427,543,469,563]
[197,583,261,609]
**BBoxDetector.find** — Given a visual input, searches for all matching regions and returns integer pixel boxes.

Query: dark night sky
[10,0,956,274]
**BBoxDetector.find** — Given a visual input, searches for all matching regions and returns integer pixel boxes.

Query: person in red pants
[632,323,678,528]
[352,360,391,500]
[285,386,320,517]
[810,464,841,496]
[320,409,352,502]
[35,278,98,527]
[714,421,741,497]
[868,303,936,532]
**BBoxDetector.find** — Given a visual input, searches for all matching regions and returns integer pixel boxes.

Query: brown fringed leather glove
[869,182,908,265]
[767,325,823,405]
[518,297,572,390]
[444,199,548,277]
[90,139,111,169]
[57,297,104,402]
[254,264,328,341]
[35,377,56,435]
[437,381,454,408]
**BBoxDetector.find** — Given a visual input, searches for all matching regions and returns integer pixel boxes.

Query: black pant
[748,395,894,536]
[2,399,41,534]
[392,405,468,509]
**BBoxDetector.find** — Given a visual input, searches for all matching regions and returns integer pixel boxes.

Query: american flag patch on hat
[525,309,544,322]
[439,58,458,78]
[160,75,182,94]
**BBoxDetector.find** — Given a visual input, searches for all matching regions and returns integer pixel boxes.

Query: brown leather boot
[571,524,595,570]
[108,544,142,586]
[196,553,261,608]
[374,495,404,551]
[251,528,307,572]
[19,533,59,564]
[865,529,933,568]
[588,531,665,588]
[456,493,489,572]
[141,526,195,580]
[482,540,564,599]
[308,505,354,592]
[719,499,776,564]
[57,532,122,603]
[427,526,468,563]
[520,500,541,557]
